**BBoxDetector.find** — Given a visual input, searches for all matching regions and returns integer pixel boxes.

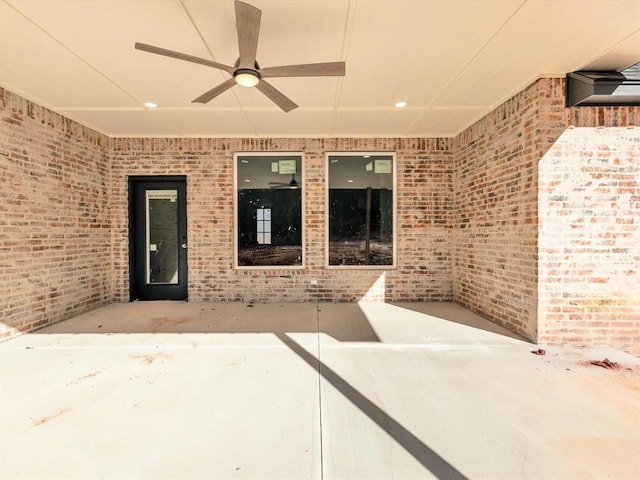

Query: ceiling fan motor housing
[234,68,261,87]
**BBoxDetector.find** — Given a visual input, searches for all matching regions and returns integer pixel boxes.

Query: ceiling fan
[135,0,346,112]
[269,173,299,189]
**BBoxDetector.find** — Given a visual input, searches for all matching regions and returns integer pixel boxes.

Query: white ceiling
[1,0,639,138]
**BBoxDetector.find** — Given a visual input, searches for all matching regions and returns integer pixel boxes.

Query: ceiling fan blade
[135,42,234,74]
[256,81,298,112]
[192,78,237,104]
[260,62,346,78]
[235,1,261,68]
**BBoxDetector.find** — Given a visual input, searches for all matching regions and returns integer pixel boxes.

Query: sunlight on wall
[538,126,640,354]
[358,272,386,303]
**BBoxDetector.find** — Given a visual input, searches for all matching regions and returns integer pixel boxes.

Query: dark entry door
[130,177,187,301]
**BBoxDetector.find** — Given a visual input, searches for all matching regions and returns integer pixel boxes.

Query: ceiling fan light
[234,70,260,87]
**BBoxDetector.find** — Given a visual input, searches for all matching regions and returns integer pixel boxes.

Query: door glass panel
[146,190,179,284]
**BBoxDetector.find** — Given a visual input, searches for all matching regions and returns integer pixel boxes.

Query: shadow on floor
[15,301,536,479]
[31,302,381,342]
[276,332,469,480]
[29,301,528,345]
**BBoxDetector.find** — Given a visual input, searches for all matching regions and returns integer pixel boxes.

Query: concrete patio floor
[1,301,639,479]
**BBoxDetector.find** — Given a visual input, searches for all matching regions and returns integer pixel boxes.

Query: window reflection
[327,154,395,266]
[236,154,303,267]
[146,190,179,284]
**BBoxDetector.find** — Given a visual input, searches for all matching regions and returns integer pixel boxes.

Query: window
[256,208,271,245]
[326,153,395,267]
[235,153,303,267]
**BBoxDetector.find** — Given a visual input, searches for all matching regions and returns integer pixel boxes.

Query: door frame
[128,175,188,301]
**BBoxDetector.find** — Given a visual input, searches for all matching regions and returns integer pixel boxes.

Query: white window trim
[324,151,397,270]
[233,151,305,270]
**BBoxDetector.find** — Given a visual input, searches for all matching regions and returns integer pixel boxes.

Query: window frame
[233,151,305,270]
[324,151,397,270]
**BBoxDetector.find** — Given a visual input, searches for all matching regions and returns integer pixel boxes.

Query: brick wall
[538,80,640,355]
[454,77,640,354]
[111,138,453,303]
[0,88,111,340]
[538,95,640,354]
[3,82,638,355]
[452,81,543,340]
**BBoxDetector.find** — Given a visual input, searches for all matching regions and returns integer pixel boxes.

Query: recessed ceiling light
[348,179,354,183]
[395,101,407,108]
[144,102,158,108]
